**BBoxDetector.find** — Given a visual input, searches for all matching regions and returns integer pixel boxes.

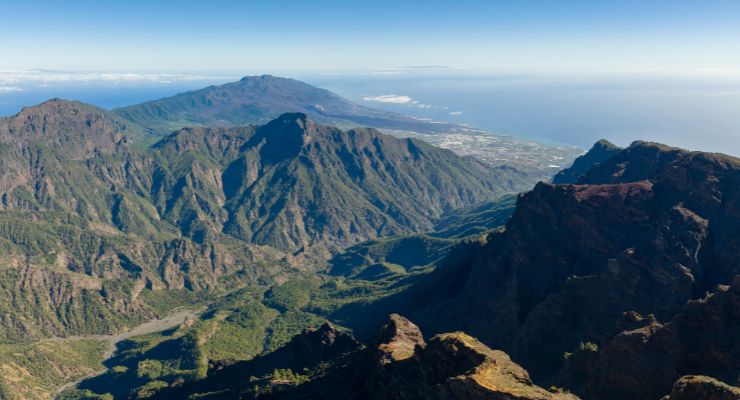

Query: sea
[2,71,740,156]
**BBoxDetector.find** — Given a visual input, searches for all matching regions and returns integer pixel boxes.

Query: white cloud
[0,86,23,93]
[323,65,457,76]
[362,94,414,104]
[0,70,236,86]
[362,94,447,110]
[449,111,463,116]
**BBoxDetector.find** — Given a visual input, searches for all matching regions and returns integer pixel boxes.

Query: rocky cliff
[150,315,577,400]
[336,140,740,399]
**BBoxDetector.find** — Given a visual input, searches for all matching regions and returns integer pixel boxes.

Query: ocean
[2,72,740,156]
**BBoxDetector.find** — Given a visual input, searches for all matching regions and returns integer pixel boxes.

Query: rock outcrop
[151,315,576,400]
[341,140,740,399]
[388,331,578,400]
[662,376,740,400]
[376,313,425,364]
[562,276,740,400]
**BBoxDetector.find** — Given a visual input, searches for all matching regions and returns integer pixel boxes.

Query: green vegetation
[578,341,599,352]
[0,339,108,400]
[134,380,168,399]
[270,368,310,385]
[0,98,534,398]
[264,279,318,312]
[431,195,517,239]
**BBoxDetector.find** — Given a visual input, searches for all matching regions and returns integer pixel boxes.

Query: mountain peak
[269,112,313,129]
[20,98,88,113]
[594,139,619,149]
[1,98,144,158]
[240,74,279,81]
[261,112,315,136]
[579,140,687,184]
[553,139,622,184]
[254,113,317,162]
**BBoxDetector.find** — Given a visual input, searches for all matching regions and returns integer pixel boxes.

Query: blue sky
[2,0,740,74]
[3,0,740,156]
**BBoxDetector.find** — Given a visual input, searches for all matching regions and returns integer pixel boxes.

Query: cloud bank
[0,86,23,93]
[0,70,236,87]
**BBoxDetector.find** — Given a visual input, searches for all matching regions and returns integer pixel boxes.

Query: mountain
[113,75,583,181]
[16,89,740,400]
[150,112,529,251]
[552,139,621,184]
[319,140,740,399]
[147,315,578,400]
[113,75,469,136]
[54,136,740,400]
[0,98,148,159]
[0,99,529,343]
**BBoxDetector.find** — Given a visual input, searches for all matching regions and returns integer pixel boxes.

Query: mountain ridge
[113,75,471,136]
[0,99,531,345]
[316,139,740,400]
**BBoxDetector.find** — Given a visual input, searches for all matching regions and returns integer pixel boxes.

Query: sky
[2,1,740,155]
[2,0,740,75]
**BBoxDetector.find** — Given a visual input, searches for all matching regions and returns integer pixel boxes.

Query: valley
[0,76,736,400]
[4,1,739,399]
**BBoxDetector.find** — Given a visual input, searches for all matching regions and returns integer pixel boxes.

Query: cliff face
[361,140,740,399]
[562,277,740,400]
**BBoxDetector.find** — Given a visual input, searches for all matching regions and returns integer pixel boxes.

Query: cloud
[362,94,414,104]
[362,94,447,110]
[402,65,455,71]
[0,70,236,86]
[0,86,24,93]
[449,111,463,116]
[323,65,457,76]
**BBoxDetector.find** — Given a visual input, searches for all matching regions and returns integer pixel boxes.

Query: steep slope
[552,139,621,184]
[50,138,740,400]
[0,100,282,342]
[327,195,516,278]
[323,140,740,399]
[561,277,740,400]
[152,113,530,251]
[113,75,467,135]
[0,98,533,344]
[431,194,516,238]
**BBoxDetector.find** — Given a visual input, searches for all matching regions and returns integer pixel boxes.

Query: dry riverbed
[51,307,205,398]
